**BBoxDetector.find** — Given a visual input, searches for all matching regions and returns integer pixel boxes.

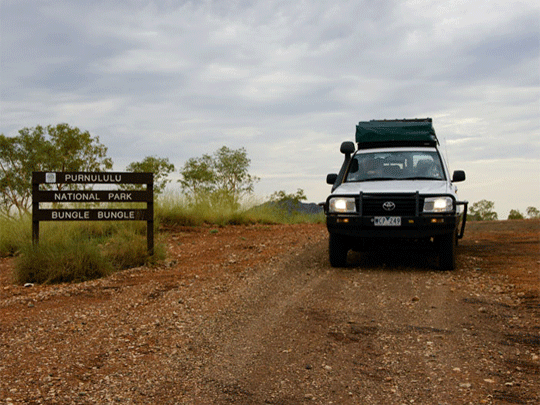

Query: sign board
[32,172,154,255]
[33,172,153,185]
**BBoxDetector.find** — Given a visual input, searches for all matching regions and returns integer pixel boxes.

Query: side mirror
[340,141,355,155]
[452,170,466,182]
[326,173,338,185]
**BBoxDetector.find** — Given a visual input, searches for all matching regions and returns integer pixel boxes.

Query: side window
[345,157,361,181]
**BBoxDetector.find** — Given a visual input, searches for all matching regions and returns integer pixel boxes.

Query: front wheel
[329,233,349,267]
[438,232,456,270]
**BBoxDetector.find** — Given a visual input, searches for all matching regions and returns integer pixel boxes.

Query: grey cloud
[0,0,538,212]
[447,14,539,84]
[0,1,136,98]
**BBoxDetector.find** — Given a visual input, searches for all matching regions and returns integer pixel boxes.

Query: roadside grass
[16,236,115,284]
[156,191,325,226]
[2,192,322,285]
[0,215,31,257]
[6,220,165,285]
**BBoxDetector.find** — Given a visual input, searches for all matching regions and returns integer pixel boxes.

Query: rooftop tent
[355,118,438,147]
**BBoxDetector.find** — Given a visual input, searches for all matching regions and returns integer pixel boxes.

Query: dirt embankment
[1,220,539,404]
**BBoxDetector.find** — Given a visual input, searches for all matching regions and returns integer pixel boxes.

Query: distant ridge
[260,200,324,215]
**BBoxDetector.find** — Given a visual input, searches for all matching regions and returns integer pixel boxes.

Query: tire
[329,233,349,267]
[438,232,456,271]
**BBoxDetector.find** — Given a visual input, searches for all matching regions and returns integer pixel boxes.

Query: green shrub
[0,215,31,257]
[15,239,114,284]
[101,228,151,270]
[13,221,161,285]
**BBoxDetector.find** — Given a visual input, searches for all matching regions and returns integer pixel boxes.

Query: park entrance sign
[32,172,154,255]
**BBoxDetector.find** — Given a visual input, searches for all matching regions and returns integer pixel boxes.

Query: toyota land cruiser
[324,118,467,270]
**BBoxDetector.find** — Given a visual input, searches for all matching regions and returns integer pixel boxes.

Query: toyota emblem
[382,201,396,211]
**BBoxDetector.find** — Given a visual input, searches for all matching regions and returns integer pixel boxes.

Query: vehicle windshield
[345,150,445,182]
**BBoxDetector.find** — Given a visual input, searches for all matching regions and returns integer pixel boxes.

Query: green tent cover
[355,119,438,145]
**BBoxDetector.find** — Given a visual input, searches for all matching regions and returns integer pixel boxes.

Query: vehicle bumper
[326,215,459,238]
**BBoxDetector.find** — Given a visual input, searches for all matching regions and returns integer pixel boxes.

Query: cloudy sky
[1,0,539,218]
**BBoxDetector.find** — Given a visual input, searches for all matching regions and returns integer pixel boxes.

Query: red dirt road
[1,220,539,404]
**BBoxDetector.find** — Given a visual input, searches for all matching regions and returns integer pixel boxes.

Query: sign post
[32,172,154,255]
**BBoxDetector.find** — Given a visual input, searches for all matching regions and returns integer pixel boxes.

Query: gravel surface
[1,220,539,404]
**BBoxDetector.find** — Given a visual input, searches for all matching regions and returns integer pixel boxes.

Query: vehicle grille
[360,194,423,216]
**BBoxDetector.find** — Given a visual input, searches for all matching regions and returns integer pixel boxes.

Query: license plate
[374,216,401,226]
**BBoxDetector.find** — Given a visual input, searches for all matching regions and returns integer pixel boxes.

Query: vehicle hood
[332,180,453,196]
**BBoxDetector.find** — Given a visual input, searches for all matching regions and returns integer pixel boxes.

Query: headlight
[329,197,356,213]
[423,197,453,213]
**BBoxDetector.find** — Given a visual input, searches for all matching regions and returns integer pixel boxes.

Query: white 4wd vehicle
[324,118,467,270]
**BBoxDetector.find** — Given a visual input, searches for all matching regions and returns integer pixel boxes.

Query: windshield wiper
[401,176,440,180]
[353,177,396,182]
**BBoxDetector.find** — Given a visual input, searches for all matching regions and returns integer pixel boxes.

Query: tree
[526,206,540,219]
[269,188,308,215]
[212,146,258,198]
[178,146,259,206]
[0,124,112,217]
[507,209,524,220]
[126,156,175,195]
[178,154,216,199]
[270,189,307,205]
[46,123,112,173]
[468,199,498,221]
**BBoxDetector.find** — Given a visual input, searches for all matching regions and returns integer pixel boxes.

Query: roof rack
[371,118,433,123]
[356,118,438,149]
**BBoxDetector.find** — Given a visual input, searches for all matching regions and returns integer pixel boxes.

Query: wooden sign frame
[32,172,154,255]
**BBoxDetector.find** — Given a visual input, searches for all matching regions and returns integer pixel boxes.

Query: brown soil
[1,220,539,404]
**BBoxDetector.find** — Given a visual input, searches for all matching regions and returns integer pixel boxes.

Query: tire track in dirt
[184,234,539,404]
